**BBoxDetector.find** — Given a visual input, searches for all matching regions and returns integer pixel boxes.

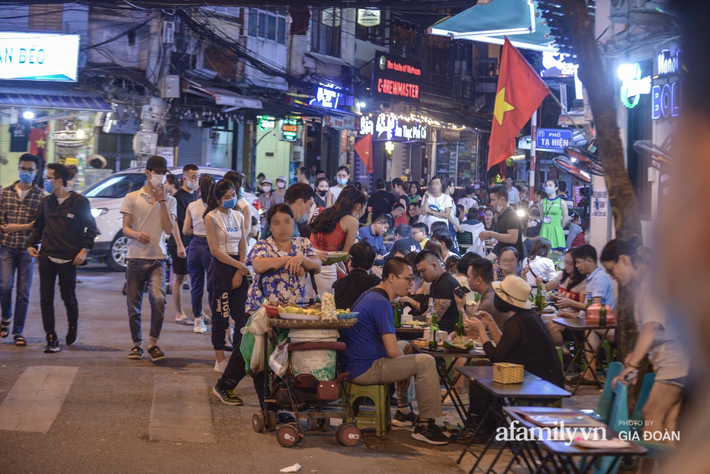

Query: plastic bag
[239,307,269,373]
[269,341,289,377]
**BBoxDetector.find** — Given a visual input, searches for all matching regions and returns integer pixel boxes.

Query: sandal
[0,320,9,338]
[14,335,26,346]
[174,315,195,326]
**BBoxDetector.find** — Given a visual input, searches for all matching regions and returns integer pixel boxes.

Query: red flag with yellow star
[488,37,550,170]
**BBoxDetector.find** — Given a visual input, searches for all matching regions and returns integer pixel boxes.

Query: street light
[22,111,34,120]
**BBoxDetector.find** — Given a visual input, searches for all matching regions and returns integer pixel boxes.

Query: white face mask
[262,185,271,193]
[186,180,199,191]
[495,204,503,213]
[150,173,166,187]
[545,186,556,196]
[277,181,286,189]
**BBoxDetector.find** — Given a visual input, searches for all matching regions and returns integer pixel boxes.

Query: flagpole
[547,91,591,143]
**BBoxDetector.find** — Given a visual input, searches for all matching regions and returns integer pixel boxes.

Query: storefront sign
[257,115,275,131]
[323,115,359,131]
[359,114,427,140]
[619,63,651,109]
[357,9,381,27]
[372,53,421,102]
[657,48,681,77]
[310,83,341,109]
[0,32,79,82]
[536,128,573,151]
[281,117,299,141]
[49,129,92,147]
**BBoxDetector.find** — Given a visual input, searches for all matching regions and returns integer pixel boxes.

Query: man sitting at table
[340,257,449,445]
[358,213,390,262]
[399,250,460,333]
[462,258,510,329]
[332,240,381,310]
[566,244,616,385]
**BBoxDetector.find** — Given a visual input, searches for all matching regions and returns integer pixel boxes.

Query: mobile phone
[624,369,639,384]
[454,286,471,298]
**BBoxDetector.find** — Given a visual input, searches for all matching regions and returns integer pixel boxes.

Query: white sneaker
[214,358,228,373]
[194,317,208,334]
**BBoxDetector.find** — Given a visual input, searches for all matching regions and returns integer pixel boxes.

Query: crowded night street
[1,0,708,472]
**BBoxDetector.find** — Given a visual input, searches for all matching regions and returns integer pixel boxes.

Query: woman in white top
[183,175,214,333]
[521,238,558,287]
[204,180,250,373]
[417,175,455,228]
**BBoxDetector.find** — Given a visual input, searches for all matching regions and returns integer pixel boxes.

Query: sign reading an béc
[0,32,80,82]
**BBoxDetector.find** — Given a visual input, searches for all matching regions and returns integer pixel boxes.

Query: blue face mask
[239,187,245,198]
[221,197,237,209]
[337,177,348,186]
[19,170,35,184]
[296,214,308,225]
[44,179,55,194]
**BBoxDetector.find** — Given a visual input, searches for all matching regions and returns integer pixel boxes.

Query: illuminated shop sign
[372,53,422,103]
[0,32,80,82]
[652,82,681,120]
[618,63,651,109]
[657,48,681,77]
[359,114,427,140]
[310,83,341,109]
[357,9,381,27]
[282,117,299,141]
[258,115,275,131]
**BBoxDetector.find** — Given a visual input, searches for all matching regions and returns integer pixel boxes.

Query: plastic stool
[345,383,391,437]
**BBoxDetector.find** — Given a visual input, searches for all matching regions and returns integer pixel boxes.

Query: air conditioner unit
[133,131,158,156]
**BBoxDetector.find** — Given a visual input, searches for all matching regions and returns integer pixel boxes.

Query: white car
[82,167,257,271]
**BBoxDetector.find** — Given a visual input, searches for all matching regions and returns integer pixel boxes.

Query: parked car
[82,167,257,271]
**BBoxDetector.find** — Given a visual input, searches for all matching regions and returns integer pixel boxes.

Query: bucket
[289,329,339,381]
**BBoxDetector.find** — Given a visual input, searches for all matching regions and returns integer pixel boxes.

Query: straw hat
[491,276,532,309]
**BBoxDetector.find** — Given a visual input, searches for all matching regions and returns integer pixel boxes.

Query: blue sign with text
[536,128,573,151]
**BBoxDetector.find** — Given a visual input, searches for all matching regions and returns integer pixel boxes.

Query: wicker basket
[269,318,358,330]
[493,363,524,384]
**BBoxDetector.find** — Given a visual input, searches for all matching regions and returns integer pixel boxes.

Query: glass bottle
[599,298,607,326]
[429,313,439,350]
[394,302,402,328]
[455,310,465,338]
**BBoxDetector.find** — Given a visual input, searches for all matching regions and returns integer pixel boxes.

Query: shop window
[311,7,341,57]
[248,8,287,45]
[29,5,63,31]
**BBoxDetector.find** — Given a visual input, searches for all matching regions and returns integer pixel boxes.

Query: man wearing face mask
[25,163,98,353]
[274,176,287,201]
[167,164,200,326]
[0,154,44,347]
[260,183,316,239]
[326,165,350,207]
[120,156,177,362]
[257,179,283,227]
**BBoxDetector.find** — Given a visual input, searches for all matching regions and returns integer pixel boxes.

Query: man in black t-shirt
[168,164,199,324]
[332,241,381,310]
[401,250,460,333]
[368,178,396,222]
[480,185,525,261]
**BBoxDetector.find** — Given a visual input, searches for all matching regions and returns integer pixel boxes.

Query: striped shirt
[0,181,44,249]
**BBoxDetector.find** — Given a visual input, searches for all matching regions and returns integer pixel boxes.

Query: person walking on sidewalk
[204,179,250,373]
[120,156,177,362]
[184,174,214,334]
[0,154,44,346]
[168,164,199,326]
[25,163,97,353]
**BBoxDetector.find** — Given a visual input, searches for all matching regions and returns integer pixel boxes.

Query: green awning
[428,0,557,52]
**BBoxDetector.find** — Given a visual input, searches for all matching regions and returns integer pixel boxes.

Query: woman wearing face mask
[602,237,689,452]
[223,171,255,249]
[309,186,367,294]
[257,179,283,228]
[274,176,287,200]
[203,180,250,373]
[183,174,215,334]
[326,166,350,207]
[314,177,330,209]
[539,179,568,251]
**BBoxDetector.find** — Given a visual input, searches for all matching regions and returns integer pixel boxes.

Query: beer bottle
[394,302,402,328]
[426,297,434,325]
[455,310,465,338]
[429,313,439,351]
[586,294,592,309]
[599,298,607,326]
[535,284,544,311]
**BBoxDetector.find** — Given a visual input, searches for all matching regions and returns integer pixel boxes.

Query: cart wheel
[252,412,266,433]
[267,411,278,431]
[277,423,301,448]
[337,423,361,447]
[334,423,345,445]
[320,418,331,432]
[306,418,320,431]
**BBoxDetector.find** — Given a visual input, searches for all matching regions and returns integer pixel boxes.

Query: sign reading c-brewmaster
[372,53,422,103]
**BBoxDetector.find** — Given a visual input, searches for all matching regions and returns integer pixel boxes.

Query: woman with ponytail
[204,180,250,373]
[602,237,688,449]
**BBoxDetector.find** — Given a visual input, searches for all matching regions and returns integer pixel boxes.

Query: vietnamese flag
[354,133,374,174]
[487,37,550,170]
